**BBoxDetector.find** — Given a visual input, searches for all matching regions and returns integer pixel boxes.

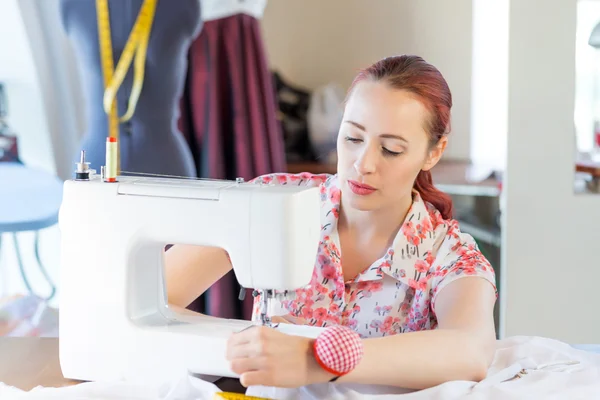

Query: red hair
[346,55,454,219]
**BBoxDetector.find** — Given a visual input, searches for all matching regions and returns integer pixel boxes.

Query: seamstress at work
[166,55,498,390]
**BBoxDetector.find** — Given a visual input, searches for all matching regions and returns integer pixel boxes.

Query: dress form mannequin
[60,0,201,177]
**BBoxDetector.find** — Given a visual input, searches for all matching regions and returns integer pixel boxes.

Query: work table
[0,337,245,394]
[0,337,78,391]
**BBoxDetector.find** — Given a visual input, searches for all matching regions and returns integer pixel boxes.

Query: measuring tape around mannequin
[96,0,157,178]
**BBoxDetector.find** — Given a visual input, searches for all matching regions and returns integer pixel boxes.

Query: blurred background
[0,0,598,346]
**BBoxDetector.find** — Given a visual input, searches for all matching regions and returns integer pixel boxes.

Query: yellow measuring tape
[96,0,157,173]
[213,393,272,400]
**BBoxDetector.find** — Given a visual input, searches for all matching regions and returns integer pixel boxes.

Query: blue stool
[0,161,63,301]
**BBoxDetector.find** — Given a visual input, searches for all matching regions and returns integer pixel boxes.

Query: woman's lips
[348,180,376,196]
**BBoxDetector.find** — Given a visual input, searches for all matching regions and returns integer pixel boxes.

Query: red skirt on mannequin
[178,12,286,321]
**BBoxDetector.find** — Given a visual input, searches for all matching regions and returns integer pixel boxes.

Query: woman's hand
[226,325,335,388]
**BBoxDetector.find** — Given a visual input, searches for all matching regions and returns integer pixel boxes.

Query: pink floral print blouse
[250,173,497,338]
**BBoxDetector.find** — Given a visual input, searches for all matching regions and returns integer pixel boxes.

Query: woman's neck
[338,192,414,243]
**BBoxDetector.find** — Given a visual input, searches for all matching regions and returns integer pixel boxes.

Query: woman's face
[336,80,446,212]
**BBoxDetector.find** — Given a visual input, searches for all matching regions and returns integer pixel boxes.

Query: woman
[165,55,497,391]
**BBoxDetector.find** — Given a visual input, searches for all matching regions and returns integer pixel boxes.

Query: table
[0,337,77,390]
[0,162,64,301]
[575,158,600,193]
[0,337,246,394]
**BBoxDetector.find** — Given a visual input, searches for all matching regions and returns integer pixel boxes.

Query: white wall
[575,0,600,154]
[403,1,473,162]
[502,0,599,343]
[18,0,85,181]
[261,0,473,161]
[0,0,54,173]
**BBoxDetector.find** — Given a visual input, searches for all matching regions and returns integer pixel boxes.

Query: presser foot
[251,288,296,328]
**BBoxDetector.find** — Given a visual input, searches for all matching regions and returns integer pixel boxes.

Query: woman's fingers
[230,356,270,375]
[227,325,260,348]
[226,342,263,360]
[240,370,273,387]
[225,326,315,388]
[227,326,274,360]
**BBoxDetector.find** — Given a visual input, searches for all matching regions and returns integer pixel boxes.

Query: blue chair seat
[0,162,63,233]
[0,161,63,301]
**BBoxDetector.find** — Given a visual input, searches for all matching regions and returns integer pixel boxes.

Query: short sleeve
[249,172,331,188]
[429,222,497,313]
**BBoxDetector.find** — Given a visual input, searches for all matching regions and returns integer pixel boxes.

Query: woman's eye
[345,136,362,143]
[383,148,402,156]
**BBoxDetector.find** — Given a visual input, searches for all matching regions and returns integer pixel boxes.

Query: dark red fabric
[0,133,20,163]
[179,14,286,320]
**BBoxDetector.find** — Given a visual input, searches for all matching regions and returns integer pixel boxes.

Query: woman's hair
[346,54,454,219]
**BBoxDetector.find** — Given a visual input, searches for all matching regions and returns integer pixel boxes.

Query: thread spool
[105,137,118,182]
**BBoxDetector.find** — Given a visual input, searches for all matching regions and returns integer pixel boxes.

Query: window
[470,0,508,172]
[575,1,600,155]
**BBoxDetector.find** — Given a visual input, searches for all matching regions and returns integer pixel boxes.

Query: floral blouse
[249,173,497,338]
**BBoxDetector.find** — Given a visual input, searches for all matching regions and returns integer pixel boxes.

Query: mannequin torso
[60,0,202,176]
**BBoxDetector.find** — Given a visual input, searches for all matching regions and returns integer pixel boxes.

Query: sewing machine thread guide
[74,150,92,180]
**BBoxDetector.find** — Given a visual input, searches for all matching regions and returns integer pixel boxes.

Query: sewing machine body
[58,172,324,385]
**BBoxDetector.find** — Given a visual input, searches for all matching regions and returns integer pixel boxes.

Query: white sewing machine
[58,153,324,385]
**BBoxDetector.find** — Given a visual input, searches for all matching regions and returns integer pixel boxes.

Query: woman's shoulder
[417,197,496,295]
[419,197,485,259]
[249,172,333,188]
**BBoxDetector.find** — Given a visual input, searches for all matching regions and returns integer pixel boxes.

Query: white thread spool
[105,137,118,182]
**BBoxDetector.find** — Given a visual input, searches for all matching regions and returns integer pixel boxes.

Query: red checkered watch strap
[313,325,364,380]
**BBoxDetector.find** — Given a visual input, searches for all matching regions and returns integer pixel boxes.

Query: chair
[0,83,62,302]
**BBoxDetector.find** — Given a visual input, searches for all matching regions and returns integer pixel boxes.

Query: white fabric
[2,336,599,399]
[200,0,267,21]
[0,373,222,400]
[246,336,600,399]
